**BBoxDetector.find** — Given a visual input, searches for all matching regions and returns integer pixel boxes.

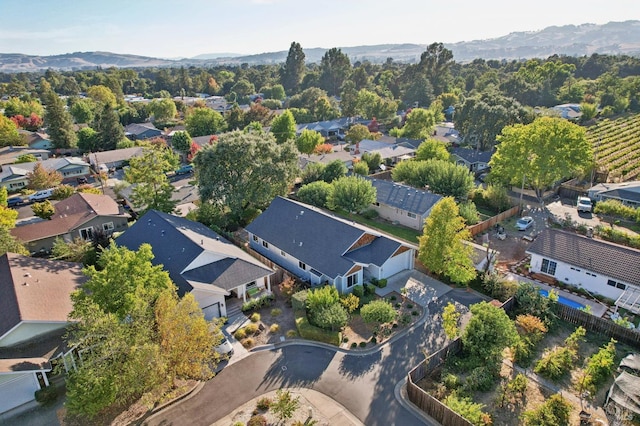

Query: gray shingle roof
[366,178,442,215]
[245,197,412,278]
[450,147,493,164]
[116,210,272,295]
[526,229,640,286]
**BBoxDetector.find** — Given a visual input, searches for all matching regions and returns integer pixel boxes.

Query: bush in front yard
[234,328,246,340]
[247,414,267,426]
[364,283,376,295]
[35,386,58,404]
[352,285,364,298]
[294,309,341,346]
[312,303,348,331]
[241,294,275,312]
[250,312,261,322]
[377,279,387,288]
[291,290,309,311]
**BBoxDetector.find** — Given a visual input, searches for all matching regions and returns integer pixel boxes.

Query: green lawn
[333,209,421,244]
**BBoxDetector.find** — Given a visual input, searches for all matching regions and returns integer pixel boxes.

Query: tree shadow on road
[257,345,335,390]
[337,350,382,380]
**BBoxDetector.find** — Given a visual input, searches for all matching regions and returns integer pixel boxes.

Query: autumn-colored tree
[27,163,62,190]
[32,200,55,220]
[0,114,26,147]
[314,143,333,154]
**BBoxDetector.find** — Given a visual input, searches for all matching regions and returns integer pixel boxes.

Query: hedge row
[294,309,341,346]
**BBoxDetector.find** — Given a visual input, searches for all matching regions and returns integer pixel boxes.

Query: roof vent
[300,210,304,215]
[299,242,303,247]
[161,230,165,236]
[24,273,31,277]
[201,239,204,245]
[22,282,28,286]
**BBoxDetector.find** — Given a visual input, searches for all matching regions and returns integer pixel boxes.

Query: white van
[28,189,54,202]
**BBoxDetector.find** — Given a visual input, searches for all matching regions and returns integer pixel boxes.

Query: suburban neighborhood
[1,16,640,426]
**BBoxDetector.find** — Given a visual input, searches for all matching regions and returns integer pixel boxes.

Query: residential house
[0,147,50,166]
[296,117,369,140]
[552,103,582,121]
[526,229,640,305]
[366,178,442,230]
[0,253,85,414]
[11,193,129,254]
[433,122,462,145]
[246,197,416,293]
[449,147,493,173]
[0,157,91,191]
[117,210,274,319]
[124,122,162,140]
[87,147,144,171]
[588,181,640,207]
[350,139,416,164]
[18,130,52,150]
[298,148,356,173]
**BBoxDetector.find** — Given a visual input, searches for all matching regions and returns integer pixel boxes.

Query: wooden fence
[467,205,520,236]
[406,338,472,426]
[245,246,286,285]
[554,303,640,348]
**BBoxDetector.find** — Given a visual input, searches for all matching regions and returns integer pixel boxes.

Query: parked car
[577,196,593,213]
[7,197,24,207]
[214,335,234,358]
[175,164,194,175]
[28,189,54,202]
[515,216,534,231]
[76,176,88,184]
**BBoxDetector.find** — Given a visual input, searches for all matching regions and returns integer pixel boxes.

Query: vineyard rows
[586,113,640,182]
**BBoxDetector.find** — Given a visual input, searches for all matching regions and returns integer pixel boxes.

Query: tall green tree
[319,48,351,96]
[87,85,118,108]
[392,159,474,200]
[281,42,306,95]
[489,116,593,202]
[442,302,460,340]
[296,129,324,156]
[185,107,226,137]
[270,109,297,144]
[171,130,192,155]
[391,108,437,140]
[77,127,99,152]
[42,82,77,148]
[463,301,518,364]
[418,197,476,285]
[93,103,124,151]
[0,225,27,256]
[416,138,450,161]
[125,146,178,213]
[328,175,376,213]
[0,115,24,147]
[194,131,299,228]
[418,42,454,96]
[345,124,373,146]
[70,98,96,124]
[322,159,347,183]
[360,152,382,173]
[296,181,333,208]
[148,98,177,122]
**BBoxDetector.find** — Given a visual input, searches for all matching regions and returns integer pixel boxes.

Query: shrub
[294,309,341,345]
[247,414,267,426]
[370,336,377,343]
[442,373,461,390]
[352,285,364,298]
[279,276,298,305]
[242,338,255,348]
[340,293,360,313]
[291,289,309,311]
[377,279,387,288]
[443,392,492,426]
[522,394,571,426]
[306,285,340,318]
[286,329,297,338]
[242,294,275,312]
[234,328,246,340]
[244,323,259,334]
[271,308,282,317]
[399,314,411,325]
[34,386,58,404]
[515,314,548,345]
[250,312,261,322]
[407,303,413,309]
[342,336,349,343]
[312,303,348,331]
[359,342,367,348]
[412,310,419,316]
[364,283,377,295]
[395,303,401,308]
[360,299,397,325]
[464,365,498,392]
[361,209,379,219]
[270,324,280,333]
[351,342,357,348]
[256,397,272,411]
[458,200,480,225]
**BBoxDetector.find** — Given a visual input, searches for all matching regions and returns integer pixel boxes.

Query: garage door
[202,302,221,320]
[0,373,39,414]
[380,251,410,278]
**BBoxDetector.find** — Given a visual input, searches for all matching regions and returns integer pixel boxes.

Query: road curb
[394,377,438,425]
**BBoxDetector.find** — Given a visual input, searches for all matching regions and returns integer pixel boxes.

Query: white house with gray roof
[526,229,640,307]
[0,157,90,192]
[117,210,274,319]
[246,197,416,293]
[366,178,442,230]
[588,181,640,207]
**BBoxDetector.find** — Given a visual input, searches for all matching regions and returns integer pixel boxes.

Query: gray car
[515,216,534,231]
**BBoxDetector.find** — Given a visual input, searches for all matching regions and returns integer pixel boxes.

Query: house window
[79,227,94,241]
[262,241,269,248]
[252,235,258,242]
[586,272,597,277]
[299,261,306,270]
[407,212,417,219]
[541,259,557,275]
[102,222,114,232]
[608,279,626,290]
[570,267,581,272]
[346,273,359,288]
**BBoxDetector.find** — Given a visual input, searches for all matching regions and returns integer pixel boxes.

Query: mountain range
[1,20,639,72]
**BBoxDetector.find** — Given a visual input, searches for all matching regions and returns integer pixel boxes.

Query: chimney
[355,141,360,155]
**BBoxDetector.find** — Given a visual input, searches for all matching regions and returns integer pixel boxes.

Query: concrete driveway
[378,270,453,306]
[546,199,602,229]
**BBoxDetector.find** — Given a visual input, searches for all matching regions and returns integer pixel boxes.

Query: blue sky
[1,0,638,58]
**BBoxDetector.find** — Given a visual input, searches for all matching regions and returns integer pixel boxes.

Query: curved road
[146,300,455,426]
